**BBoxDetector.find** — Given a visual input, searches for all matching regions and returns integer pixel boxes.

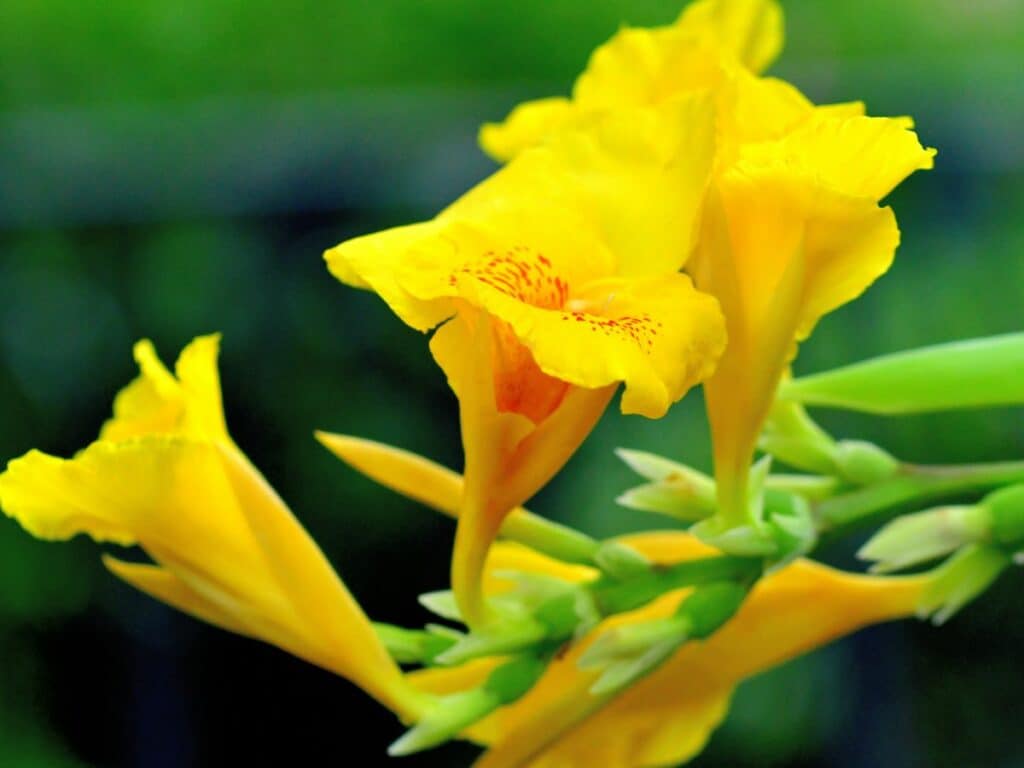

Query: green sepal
[781,333,1024,414]
[917,544,1011,625]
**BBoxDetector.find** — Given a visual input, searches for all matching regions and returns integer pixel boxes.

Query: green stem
[500,510,601,565]
[816,461,1024,542]
[591,555,762,616]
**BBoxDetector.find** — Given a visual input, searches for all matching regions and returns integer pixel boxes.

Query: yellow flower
[477,0,936,534]
[480,0,792,164]
[694,115,935,528]
[326,95,726,624]
[0,336,423,719]
[322,434,928,767]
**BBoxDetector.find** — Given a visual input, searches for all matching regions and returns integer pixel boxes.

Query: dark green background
[0,1,1021,765]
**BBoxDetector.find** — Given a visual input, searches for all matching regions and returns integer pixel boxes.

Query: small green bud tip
[917,544,1010,626]
[388,656,546,756]
[833,440,900,485]
[578,617,690,669]
[691,518,779,557]
[859,505,991,574]
[433,617,547,666]
[615,449,717,520]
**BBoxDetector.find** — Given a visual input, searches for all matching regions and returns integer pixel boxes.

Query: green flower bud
[615,448,716,521]
[833,440,900,485]
[983,485,1024,546]
[859,505,992,573]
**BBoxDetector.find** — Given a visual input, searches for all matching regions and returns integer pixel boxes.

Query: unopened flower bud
[859,505,991,573]
[983,485,1024,547]
[615,448,717,521]
[833,440,900,485]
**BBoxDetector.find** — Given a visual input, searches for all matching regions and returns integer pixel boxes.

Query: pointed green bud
[578,616,690,670]
[780,333,1024,415]
[418,590,463,622]
[983,485,1024,547]
[587,635,684,696]
[433,615,547,666]
[389,655,546,755]
[917,544,1010,625]
[859,505,991,573]
[595,540,651,580]
[373,623,456,665]
[615,449,716,521]
[833,440,900,485]
[690,517,778,557]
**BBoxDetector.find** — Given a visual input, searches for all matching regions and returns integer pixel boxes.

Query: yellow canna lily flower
[476,0,936,538]
[326,95,726,625]
[0,336,424,719]
[320,433,927,767]
[693,114,935,532]
[480,0,796,164]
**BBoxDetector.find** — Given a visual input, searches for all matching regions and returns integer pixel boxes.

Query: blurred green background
[0,0,1022,766]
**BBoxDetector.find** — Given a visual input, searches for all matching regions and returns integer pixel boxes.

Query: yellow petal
[315,432,464,519]
[216,445,418,716]
[324,220,454,332]
[479,97,574,164]
[675,0,784,73]
[474,272,725,419]
[100,334,230,445]
[739,113,936,200]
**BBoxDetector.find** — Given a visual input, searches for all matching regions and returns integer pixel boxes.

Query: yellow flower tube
[323,435,928,767]
[0,336,424,719]
[326,95,726,625]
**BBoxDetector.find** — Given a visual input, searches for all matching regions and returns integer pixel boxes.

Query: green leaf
[781,333,1024,414]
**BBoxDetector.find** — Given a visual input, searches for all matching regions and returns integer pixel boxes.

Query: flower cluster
[2,1,1022,766]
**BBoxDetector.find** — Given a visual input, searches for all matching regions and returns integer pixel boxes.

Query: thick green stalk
[816,461,1024,541]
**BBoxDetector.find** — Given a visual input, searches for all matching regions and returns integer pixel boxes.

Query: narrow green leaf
[782,333,1024,414]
